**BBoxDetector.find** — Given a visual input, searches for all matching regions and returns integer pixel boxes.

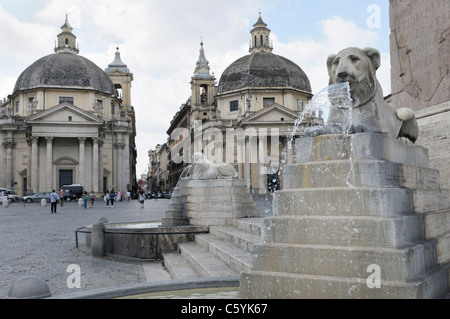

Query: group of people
[102,190,132,208]
[48,189,134,213]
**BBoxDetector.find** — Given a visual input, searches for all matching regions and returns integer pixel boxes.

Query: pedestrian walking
[138,191,145,209]
[89,191,95,208]
[83,191,88,209]
[50,190,59,214]
[110,189,115,208]
[104,191,110,207]
[126,190,131,202]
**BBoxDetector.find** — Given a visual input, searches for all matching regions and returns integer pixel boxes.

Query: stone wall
[390,0,450,189]
[389,0,450,110]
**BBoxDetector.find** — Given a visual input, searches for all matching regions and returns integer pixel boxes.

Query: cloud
[273,16,390,94]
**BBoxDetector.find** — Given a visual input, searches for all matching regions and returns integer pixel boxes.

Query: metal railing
[74,227,209,260]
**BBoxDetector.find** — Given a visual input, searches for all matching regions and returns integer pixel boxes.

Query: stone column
[123,134,130,191]
[31,137,39,193]
[238,139,245,180]
[46,137,53,191]
[117,133,124,192]
[78,138,85,186]
[5,140,14,189]
[99,139,104,193]
[92,138,99,193]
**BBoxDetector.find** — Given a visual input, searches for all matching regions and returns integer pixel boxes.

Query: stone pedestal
[162,179,259,226]
[240,133,449,299]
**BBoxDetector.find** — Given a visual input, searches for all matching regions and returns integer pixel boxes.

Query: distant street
[0,198,170,298]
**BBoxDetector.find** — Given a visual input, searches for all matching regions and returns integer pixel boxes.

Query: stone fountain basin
[84,221,208,259]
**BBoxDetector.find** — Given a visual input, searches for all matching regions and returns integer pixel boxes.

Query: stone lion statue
[191,152,238,180]
[306,47,419,143]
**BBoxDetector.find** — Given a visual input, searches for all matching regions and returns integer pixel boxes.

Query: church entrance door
[60,170,73,187]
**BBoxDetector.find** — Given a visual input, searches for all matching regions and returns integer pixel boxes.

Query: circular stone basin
[83,221,209,259]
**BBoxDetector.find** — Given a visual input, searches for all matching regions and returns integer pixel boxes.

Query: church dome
[217,14,311,95]
[217,51,312,94]
[13,51,115,95]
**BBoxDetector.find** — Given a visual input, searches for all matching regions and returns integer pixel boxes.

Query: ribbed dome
[13,51,115,95]
[217,52,312,94]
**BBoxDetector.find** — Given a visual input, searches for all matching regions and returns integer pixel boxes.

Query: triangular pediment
[27,103,103,124]
[240,103,300,124]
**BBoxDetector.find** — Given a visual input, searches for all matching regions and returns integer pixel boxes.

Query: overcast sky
[0,0,390,177]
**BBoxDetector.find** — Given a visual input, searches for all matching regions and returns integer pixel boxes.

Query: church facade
[164,14,316,194]
[0,17,137,196]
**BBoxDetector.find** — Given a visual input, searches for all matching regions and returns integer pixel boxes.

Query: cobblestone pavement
[0,198,170,298]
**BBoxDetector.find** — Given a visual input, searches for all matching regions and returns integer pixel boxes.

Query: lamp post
[246,94,253,194]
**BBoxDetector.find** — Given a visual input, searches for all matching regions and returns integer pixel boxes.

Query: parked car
[163,191,173,199]
[6,190,21,202]
[63,190,78,202]
[23,192,52,203]
[61,184,83,200]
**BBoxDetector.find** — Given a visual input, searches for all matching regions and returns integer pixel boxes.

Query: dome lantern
[55,15,79,54]
[249,12,273,53]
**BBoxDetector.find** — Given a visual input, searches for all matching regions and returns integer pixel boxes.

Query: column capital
[78,137,86,142]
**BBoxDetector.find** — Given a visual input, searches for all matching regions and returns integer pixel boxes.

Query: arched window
[65,38,69,45]
[254,36,257,47]
[260,35,264,46]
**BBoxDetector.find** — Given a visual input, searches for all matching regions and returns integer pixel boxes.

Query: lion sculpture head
[306,47,418,143]
[327,47,381,108]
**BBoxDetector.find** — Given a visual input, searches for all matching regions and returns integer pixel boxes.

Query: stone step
[228,217,263,236]
[168,202,185,210]
[177,241,239,277]
[436,232,450,265]
[262,215,425,248]
[195,234,253,273]
[209,225,261,251]
[250,242,437,282]
[423,210,450,239]
[274,187,415,217]
[240,265,449,299]
[414,189,450,214]
[184,201,257,212]
[284,160,441,190]
[162,251,200,279]
[295,133,429,168]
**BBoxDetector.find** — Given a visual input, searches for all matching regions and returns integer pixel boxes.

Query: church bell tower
[190,41,216,122]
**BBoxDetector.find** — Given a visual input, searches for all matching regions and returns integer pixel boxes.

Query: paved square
[0,198,170,298]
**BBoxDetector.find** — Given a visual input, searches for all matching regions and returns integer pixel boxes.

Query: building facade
[164,14,316,194]
[0,17,137,196]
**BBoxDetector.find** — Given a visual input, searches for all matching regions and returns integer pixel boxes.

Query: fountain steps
[241,266,449,299]
[240,133,450,299]
[162,218,263,279]
[250,242,438,282]
[284,160,441,190]
[162,179,259,227]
